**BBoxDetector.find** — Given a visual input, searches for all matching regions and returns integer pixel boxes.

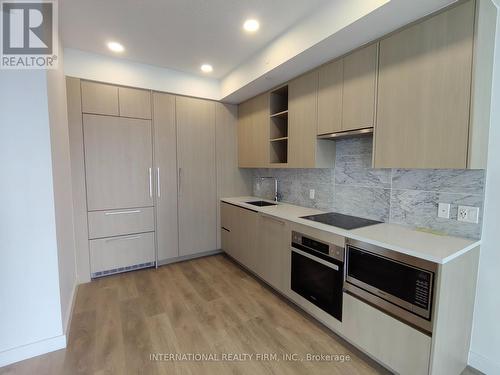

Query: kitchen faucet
[258,176,279,202]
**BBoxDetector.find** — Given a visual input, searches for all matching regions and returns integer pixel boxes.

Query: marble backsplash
[253,137,485,240]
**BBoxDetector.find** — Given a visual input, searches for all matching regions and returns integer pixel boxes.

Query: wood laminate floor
[0,255,480,375]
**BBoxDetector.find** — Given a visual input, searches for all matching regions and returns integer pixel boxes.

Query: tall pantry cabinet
[67,80,249,282]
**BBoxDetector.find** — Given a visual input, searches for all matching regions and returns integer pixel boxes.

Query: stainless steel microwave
[344,239,438,334]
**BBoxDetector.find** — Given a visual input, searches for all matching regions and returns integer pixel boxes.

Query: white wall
[0,70,66,366]
[64,48,221,100]
[47,40,77,334]
[469,1,500,373]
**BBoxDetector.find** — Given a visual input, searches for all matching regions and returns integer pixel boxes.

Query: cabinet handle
[157,167,161,198]
[105,210,141,216]
[148,167,153,198]
[222,227,230,232]
[105,234,142,242]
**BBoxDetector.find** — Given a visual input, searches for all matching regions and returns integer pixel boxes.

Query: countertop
[221,196,481,264]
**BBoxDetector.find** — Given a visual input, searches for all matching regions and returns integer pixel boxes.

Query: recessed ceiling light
[201,64,213,73]
[243,19,260,32]
[107,41,124,53]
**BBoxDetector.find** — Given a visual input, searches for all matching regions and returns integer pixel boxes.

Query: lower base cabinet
[89,232,155,276]
[220,202,288,292]
[342,293,431,375]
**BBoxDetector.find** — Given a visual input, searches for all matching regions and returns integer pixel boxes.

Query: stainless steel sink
[245,200,277,207]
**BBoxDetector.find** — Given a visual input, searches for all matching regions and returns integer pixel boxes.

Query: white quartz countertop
[221,196,481,264]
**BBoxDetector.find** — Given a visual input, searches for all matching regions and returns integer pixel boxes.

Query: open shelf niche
[269,85,288,164]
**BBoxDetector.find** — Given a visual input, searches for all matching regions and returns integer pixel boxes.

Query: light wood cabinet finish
[83,114,153,211]
[238,92,269,167]
[152,92,179,262]
[89,232,155,274]
[341,43,378,131]
[288,70,318,168]
[216,103,252,248]
[220,202,240,260]
[374,0,474,169]
[288,71,335,168]
[81,81,119,116]
[118,87,152,119]
[342,293,431,375]
[232,207,259,270]
[257,214,288,292]
[429,247,479,375]
[88,207,155,239]
[176,96,217,256]
[317,59,343,135]
[66,77,91,283]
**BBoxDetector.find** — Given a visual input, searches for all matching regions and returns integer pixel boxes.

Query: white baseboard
[63,282,78,336]
[0,335,66,368]
[469,350,500,374]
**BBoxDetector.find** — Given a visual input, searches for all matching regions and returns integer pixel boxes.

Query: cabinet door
[238,93,269,168]
[153,93,179,262]
[176,96,217,256]
[216,104,252,248]
[81,81,119,116]
[342,43,378,131]
[83,114,153,211]
[288,70,319,168]
[233,207,258,270]
[119,87,151,119]
[374,1,474,169]
[317,59,343,135]
[221,202,238,259]
[258,215,287,291]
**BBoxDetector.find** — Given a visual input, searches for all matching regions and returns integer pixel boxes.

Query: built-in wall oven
[344,239,438,333]
[291,231,344,321]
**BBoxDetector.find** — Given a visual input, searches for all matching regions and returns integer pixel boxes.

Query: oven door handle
[291,247,340,271]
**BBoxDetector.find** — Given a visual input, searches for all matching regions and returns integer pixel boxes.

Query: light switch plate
[438,203,451,219]
[457,205,480,224]
[309,189,315,199]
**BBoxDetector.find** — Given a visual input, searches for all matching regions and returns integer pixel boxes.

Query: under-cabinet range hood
[317,127,373,140]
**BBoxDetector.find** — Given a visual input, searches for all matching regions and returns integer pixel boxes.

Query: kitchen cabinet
[176,96,217,256]
[257,214,288,292]
[119,87,151,119]
[216,103,252,248]
[87,207,155,239]
[374,0,474,169]
[341,43,378,131]
[89,232,155,275]
[288,71,335,168]
[238,92,269,167]
[153,92,179,262]
[342,293,431,375]
[83,114,153,211]
[317,59,343,135]
[81,81,119,116]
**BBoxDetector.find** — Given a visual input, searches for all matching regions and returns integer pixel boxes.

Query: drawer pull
[222,227,230,232]
[105,235,142,242]
[104,210,141,216]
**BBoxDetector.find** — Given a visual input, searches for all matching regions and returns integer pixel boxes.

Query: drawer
[90,232,155,275]
[88,207,154,239]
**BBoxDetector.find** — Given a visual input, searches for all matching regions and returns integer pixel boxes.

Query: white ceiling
[61,0,330,79]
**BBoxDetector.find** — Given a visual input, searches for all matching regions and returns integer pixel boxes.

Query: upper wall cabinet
[342,43,378,132]
[118,87,151,119]
[374,0,474,169]
[317,43,378,135]
[81,80,151,119]
[317,58,343,135]
[81,81,119,116]
[238,92,269,167]
[288,71,335,168]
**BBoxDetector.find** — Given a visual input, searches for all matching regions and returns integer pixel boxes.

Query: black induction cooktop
[300,212,382,230]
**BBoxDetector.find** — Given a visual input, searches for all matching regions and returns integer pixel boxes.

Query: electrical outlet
[309,189,315,199]
[457,205,480,224]
[438,203,451,219]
